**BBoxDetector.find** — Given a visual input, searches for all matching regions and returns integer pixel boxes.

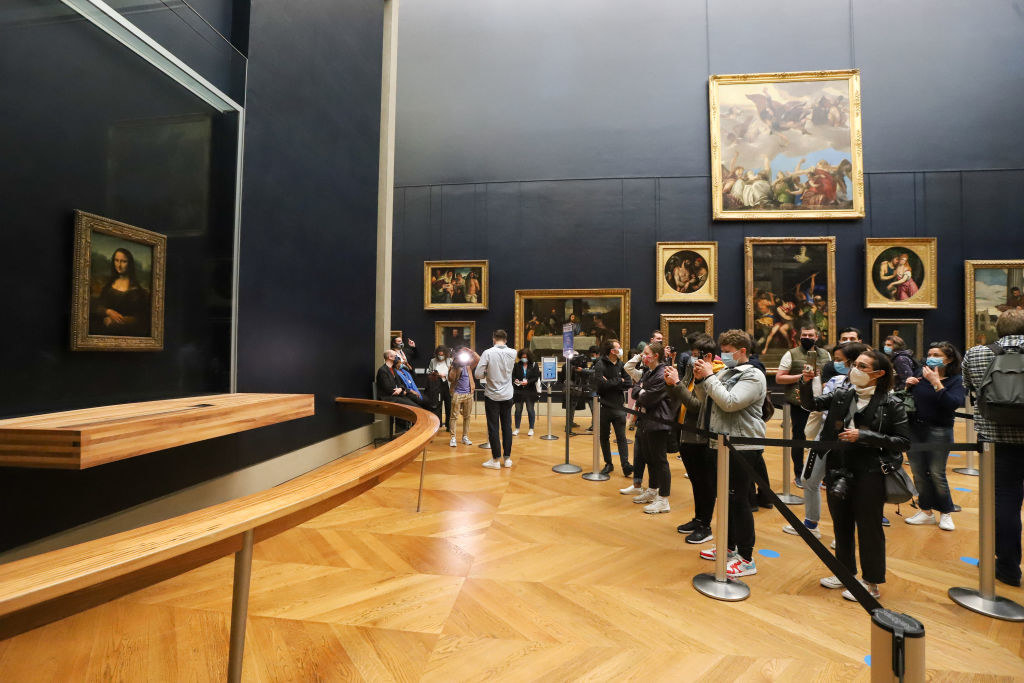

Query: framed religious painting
[965,260,1024,348]
[709,69,864,220]
[872,319,924,359]
[660,314,714,350]
[656,242,718,302]
[424,260,488,310]
[435,321,476,352]
[514,289,630,358]
[865,238,937,309]
[71,210,166,351]
[745,237,836,373]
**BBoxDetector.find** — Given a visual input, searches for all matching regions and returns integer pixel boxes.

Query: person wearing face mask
[391,335,418,370]
[884,335,918,391]
[593,339,633,476]
[820,327,864,383]
[775,324,831,487]
[427,345,454,433]
[512,349,540,436]
[692,330,767,577]
[903,342,964,531]
[800,349,911,601]
[629,343,675,514]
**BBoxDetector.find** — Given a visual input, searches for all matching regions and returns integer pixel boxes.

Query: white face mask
[849,367,872,387]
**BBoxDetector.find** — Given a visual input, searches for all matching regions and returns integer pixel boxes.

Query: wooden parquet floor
[1,416,1023,681]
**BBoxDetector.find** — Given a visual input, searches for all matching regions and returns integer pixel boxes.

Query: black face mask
[800,338,816,352]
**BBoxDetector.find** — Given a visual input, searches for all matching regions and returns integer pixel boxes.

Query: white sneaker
[938,513,955,531]
[700,547,738,562]
[905,511,936,525]
[830,539,836,549]
[619,484,641,495]
[462,436,473,446]
[632,488,658,504]
[643,496,671,514]
[528,429,534,436]
[820,575,844,589]
[503,458,513,468]
[449,435,457,448]
[842,580,879,601]
[482,459,501,469]
[512,429,519,436]
[782,524,822,539]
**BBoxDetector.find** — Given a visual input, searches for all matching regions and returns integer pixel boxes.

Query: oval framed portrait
[656,242,717,302]
[865,238,937,309]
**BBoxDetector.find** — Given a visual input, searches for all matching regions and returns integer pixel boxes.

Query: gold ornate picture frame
[71,210,166,351]
[656,242,718,302]
[434,321,476,351]
[872,318,924,359]
[865,238,937,309]
[424,260,488,310]
[660,314,714,349]
[965,259,1024,348]
[514,288,630,357]
[710,69,864,220]
[745,236,836,373]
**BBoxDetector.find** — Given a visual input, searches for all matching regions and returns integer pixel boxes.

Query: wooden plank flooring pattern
[0,416,1022,681]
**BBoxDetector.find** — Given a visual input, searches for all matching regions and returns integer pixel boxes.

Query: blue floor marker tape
[758,549,780,558]
[611,452,618,455]
[953,487,971,492]
[865,655,871,666]
[949,453,962,457]
[961,556,980,566]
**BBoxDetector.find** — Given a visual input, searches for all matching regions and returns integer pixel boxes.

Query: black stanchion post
[582,394,609,481]
[953,397,979,476]
[693,436,750,601]
[778,403,803,505]
[553,361,581,474]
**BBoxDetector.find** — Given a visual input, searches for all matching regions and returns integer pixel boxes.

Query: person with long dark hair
[904,341,964,531]
[630,342,674,514]
[90,247,150,336]
[801,349,911,600]
[427,345,453,432]
[512,348,540,436]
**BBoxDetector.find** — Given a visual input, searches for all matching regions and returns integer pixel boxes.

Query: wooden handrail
[0,398,439,641]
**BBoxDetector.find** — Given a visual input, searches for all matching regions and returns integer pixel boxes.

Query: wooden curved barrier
[0,398,439,659]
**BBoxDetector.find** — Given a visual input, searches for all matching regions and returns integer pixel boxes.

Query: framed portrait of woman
[656,242,717,302]
[71,211,166,351]
[865,238,937,309]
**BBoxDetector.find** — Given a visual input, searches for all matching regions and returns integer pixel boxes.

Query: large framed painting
[71,211,166,351]
[435,321,476,352]
[965,260,1024,348]
[514,289,630,357]
[656,242,718,302]
[660,314,714,350]
[709,69,864,220]
[745,237,836,372]
[424,260,488,310]
[872,319,924,359]
[865,238,937,309]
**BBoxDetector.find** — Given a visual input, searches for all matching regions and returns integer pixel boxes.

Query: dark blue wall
[390,0,1024,356]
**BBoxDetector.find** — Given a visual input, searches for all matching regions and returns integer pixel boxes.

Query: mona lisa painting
[71,210,166,351]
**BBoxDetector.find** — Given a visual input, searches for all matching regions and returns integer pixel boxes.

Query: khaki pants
[452,392,474,437]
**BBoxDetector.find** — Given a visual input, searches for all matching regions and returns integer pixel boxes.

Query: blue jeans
[908,423,955,514]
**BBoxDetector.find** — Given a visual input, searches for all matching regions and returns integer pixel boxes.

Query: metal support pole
[953,396,979,476]
[553,363,582,474]
[693,436,750,601]
[948,441,1024,621]
[541,384,558,440]
[778,403,803,504]
[227,529,255,683]
[582,394,609,481]
[416,447,427,513]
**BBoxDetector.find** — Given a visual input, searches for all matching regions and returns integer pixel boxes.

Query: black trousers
[434,383,452,430]
[642,429,671,496]
[789,404,810,474]
[680,443,716,526]
[747,451,773,508]
[995,443,1024,584]
[484,396,514,460]
[728,449,760,561]
[827,470,887,584]
[599,405,629,467]
[633,423,649,486]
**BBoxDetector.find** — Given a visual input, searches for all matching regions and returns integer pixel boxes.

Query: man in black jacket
[376,350,422,408]
[593,339,633,476]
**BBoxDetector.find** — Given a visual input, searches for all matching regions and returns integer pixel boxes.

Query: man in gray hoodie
[693,329,767,579]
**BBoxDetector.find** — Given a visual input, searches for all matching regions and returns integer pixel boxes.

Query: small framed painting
[435,321,476,352]
[656,242,718,302]
[71,210,166,351]
[965,260,1024,348]
[872,318,924,359]
[865,238,937,309]
[424,260,488,310]
[660,314,714,349]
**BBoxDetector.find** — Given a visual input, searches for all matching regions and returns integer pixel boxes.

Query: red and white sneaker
[726,557,757,577]
[699,546,738,562]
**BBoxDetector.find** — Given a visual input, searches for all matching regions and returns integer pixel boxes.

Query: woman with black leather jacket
[799,349,911,601]
[630,343,677,515]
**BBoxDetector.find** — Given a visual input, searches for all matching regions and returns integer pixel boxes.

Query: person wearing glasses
[800,349,911,601]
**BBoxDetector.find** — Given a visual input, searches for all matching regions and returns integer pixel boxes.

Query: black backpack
[977,344,1024,422]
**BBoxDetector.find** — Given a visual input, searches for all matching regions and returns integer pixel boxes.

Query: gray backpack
[977,344,1024,422]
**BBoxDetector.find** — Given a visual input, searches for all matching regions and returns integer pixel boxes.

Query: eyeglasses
[852,361,874,371]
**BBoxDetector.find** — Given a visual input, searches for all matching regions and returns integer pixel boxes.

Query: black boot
[600,463,613,475]
[622,463,634,477]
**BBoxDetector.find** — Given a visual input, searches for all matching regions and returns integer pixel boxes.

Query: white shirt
[475,343,517,401]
